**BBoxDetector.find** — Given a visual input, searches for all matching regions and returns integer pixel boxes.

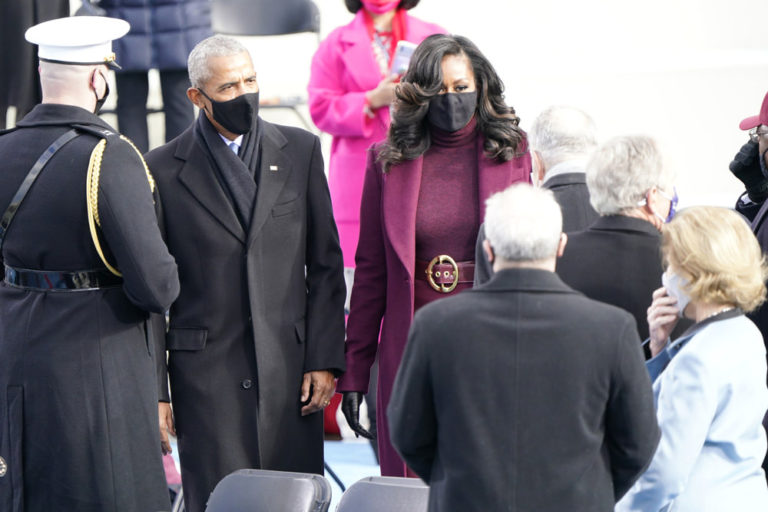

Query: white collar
[542,159,588,185]
[219,133,244,151]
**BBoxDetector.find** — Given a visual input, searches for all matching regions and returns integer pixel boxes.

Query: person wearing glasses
[617,206,768,511]
[730,89,768,481]
[555,135,688,345]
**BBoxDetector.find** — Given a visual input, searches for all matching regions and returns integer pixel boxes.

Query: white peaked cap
[25,16,130,69]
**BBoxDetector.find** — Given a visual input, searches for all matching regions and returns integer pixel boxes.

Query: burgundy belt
[415,255,475,293]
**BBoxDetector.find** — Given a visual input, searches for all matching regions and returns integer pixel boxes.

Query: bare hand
[300,370,336,416]
[366,74,399,110]
[158,401,176,455]
[647,286,679,356]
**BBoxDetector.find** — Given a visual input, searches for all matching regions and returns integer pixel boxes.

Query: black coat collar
[587,215,660,237]
[15,103,115,131]
[477,267,581,295]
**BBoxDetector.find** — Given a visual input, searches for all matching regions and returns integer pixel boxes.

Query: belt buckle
[425,254,459,293]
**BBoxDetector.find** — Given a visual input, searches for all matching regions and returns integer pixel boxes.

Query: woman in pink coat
[308,0,444,268]
[338,34,532,477]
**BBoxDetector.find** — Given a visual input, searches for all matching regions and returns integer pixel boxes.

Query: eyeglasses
[748,127,768,143]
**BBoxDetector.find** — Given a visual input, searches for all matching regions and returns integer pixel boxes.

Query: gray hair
[484,184,563,262]
[586,135,673,215]
[188,35,250,89]
[529,105,597,168]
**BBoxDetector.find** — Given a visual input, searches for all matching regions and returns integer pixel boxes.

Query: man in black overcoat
[0,17,180,512]
[474,105,599,284]
[388,184,659,512]
[145,35,346,512]
[554,135,690,343]
[727,89,768,478]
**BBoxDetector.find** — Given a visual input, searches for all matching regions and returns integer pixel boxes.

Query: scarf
[195,112,263,228]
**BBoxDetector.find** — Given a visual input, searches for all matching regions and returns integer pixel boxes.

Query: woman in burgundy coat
[338,34,531,476]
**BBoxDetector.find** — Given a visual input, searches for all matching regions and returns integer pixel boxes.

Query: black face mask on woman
[426,92,477,132]
[199,90,260,135]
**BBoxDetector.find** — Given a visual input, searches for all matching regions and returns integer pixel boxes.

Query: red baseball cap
[740,91,768,130]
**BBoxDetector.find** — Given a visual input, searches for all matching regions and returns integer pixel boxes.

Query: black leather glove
[729,140,768,202]
[341,391,374,439]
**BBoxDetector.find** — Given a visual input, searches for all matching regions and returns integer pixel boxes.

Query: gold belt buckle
[426,254,459,293]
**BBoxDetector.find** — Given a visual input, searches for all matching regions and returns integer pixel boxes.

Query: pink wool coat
[338,138,531,476]
[308,10,445,266]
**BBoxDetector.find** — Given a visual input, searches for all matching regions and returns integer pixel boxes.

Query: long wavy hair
[378,34,525,172]
[344,0,420,13]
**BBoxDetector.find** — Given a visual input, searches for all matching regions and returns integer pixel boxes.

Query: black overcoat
[544,172,599,233]
[388,268,660,512]
[145,118,346,512]
[0,104,180,511]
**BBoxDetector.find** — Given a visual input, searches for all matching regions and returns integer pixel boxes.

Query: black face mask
[93,72,109,114]
[199,89,259,135]
[427,92,477,132]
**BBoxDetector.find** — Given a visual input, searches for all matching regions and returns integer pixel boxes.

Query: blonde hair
[662,206,768,313]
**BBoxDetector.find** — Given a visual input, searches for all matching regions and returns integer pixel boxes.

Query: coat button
[241,379,253,390]
[0,456,6,477]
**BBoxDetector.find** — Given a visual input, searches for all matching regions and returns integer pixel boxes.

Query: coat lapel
[247,122,291,247]
[339,11,382,92]
[176,131,246,243]
[383,156,423,281]
[476,136,531,221]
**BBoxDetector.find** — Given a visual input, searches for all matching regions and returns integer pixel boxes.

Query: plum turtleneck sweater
[415,115,480,264]
[414,116,480,308]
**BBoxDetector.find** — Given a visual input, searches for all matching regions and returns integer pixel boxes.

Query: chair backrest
[211,0,320,37]
[205,469,332,512]
[335,476,429,512]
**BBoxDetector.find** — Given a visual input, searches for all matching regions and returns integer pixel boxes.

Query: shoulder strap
[0,129,80,250]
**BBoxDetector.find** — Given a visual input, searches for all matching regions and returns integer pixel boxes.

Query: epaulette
[76,124,156,277]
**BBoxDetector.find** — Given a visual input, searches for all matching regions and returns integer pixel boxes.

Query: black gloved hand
[341,391,374,439]
[729,140,768,202]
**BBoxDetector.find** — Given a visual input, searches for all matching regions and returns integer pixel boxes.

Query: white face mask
[662,271,691,318]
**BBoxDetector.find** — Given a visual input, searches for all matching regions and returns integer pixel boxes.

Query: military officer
[0,16,179,512]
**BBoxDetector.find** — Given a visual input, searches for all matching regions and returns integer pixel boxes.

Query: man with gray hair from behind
[389,183,659,512]
[556,135,687,344]
[474,105,599,284]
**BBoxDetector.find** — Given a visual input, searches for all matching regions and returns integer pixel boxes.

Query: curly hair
[378,34,526,171]
[662,206,768,313]
[344,0,420,13]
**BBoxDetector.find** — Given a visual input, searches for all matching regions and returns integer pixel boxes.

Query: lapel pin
[269,165,279,172]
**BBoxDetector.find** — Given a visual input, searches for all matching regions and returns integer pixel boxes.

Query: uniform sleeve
[307,36,374,139]
[604,317,661,500]
[303,135,347,375]
[97,138,180,313]
[387,311,437,482]
[336,147,388,392]
[617,345,718,511]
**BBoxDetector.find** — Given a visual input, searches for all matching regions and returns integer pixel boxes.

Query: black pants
[115,70,194,153]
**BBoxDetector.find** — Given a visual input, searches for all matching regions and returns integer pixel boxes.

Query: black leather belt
[4,265,122,291]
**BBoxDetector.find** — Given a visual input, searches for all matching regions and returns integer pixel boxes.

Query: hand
[300,370,336,416]
[158,401,176,455]
[729,140,768,202]
[366,74,399,110]
[647,287,680,357]
[341,391,374,439]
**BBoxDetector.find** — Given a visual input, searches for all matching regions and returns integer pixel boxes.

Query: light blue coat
[617,314,768,511]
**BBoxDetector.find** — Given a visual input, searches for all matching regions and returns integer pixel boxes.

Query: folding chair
[335,476,429,512]
[210,0,320,131]
[204,468,332,512]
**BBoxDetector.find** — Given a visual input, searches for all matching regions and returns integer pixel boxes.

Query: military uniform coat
[0,104,180,512]
[388,268,660,511]
[145,118,346,512]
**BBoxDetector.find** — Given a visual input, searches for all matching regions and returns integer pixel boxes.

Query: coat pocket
[167,328,208,351]
[1,386,24,512]
[272,196,300,218]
